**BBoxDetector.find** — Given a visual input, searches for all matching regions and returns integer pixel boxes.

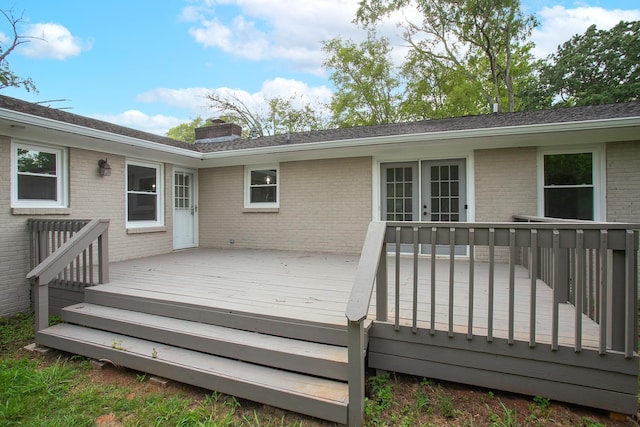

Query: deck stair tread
[37,323,349,424]
[61,303,348,380]
[83,285,372,347]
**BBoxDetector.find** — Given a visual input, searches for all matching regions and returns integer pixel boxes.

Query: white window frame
[244,165,279,209]
[11,140,68,209]
[537,146,604,221]
[126,159,164,228]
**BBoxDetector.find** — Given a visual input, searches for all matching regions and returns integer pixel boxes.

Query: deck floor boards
[95,248,599,349]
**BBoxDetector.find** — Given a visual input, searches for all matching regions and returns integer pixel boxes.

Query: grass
[0,312,633,426]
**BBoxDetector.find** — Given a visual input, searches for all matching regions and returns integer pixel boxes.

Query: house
[1,94,639,425]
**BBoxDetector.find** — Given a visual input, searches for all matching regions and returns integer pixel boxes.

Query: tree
[0,8,37,92]
[165,117,209,143]
[536,21,640,107]
[356,0,538,113]
[322,31,407,127]
[205,91,328,137]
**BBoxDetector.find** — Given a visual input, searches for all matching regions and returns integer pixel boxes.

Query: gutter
[0,107,202,159]
[201,115,640,160]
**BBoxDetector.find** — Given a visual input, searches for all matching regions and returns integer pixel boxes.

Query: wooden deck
[97,248,599,349]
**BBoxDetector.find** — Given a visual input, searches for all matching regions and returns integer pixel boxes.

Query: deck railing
[345,220,639,426]
[27,219,110,332]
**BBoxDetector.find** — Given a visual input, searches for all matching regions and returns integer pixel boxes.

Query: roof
[0,95,198,152]
[1,94,639,155]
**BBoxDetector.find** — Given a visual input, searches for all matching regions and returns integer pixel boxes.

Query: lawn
[0,313,635,426]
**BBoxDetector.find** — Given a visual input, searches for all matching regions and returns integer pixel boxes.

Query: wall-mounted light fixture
[98,159,111,176]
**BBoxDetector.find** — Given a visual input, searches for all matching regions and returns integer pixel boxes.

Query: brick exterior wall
[474,147,538,222]
[605,141,640,223]
[0,138,174,316]
[198,157,372,254]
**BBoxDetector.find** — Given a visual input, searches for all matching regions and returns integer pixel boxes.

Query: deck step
[61,303,348,381]
[37,323,349,424]
[84,285,359,346]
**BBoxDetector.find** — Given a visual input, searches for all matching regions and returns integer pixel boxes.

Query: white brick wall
[474,147,538,222]
[606,141,640,223]
[198,157,372,254]
[0,139,174,316]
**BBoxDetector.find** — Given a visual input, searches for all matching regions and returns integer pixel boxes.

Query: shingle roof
[0,95,199,152]
[196,102,640,153]
[2,94,639,154]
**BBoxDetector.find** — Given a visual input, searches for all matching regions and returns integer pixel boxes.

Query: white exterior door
[380,159,467,254]
[173,169,197,249]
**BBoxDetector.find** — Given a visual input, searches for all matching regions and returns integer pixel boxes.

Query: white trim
[125,159,164,229]
[244,164,280,209]
[10,140,68,209]
[537,145,605,221]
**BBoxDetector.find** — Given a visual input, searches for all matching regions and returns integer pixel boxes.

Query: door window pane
[385,166,414,221]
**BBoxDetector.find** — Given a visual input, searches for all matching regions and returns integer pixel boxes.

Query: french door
[381,159,467,254]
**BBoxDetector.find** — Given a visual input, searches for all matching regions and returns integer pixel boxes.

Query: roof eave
[200,116,640,166]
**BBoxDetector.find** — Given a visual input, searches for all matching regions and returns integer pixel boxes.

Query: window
[127,160,163,227]
[383,165,416,221]
[11,142,67,208]
[541,151,598,220]
[245,165,279,208]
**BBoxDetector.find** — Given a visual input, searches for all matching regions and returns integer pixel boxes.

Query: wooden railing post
[376,242,387,322]
[98,229,110,283]
[32,279,48,332]
[347,320,365,427]
[608,249,626,353]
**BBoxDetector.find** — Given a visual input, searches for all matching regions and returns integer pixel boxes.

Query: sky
[2,0,639,136]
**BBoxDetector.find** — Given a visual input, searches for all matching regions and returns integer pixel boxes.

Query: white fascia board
[201,116,640,164]
[0,108,202,160]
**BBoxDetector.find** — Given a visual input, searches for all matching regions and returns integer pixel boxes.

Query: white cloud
[92,110,187,136]
[19,23,90,60]
[136,87,213,114]
[532,6,640,58]
[184,0,368,75]
[136,78,333,123]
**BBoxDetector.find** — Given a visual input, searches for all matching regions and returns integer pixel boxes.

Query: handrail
[28,218,110,332]
[345,221,386,427]
[346,221,387,322]
[345,219,639,426]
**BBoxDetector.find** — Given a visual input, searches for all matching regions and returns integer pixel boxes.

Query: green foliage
[535,20,640,107]
[205,91,328,137]
[165,116,208,143]
[364,372,395,424]
[488,401,518,426]
[0,8,37,93]
[323,30,407,126]
[354,0,538,114]
[0,312,34,356]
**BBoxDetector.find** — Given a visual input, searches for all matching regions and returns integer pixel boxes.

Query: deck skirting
[368,323,639,414]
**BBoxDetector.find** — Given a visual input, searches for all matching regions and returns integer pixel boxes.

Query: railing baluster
[625,230,636,359]
[89,242,94,286]
[448,228,455,337]
[412,227,419,333]
[552,229,560,351]
[575,230,584,352]
[508,229,516,345]
[467,228,475,340]
[599,230,608,355]
[430,227,437,335]
[529,229,538,347]
[395,227,401,331]
[487,228,495,342]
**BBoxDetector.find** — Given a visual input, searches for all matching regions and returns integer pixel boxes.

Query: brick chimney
[194,119,242,143]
